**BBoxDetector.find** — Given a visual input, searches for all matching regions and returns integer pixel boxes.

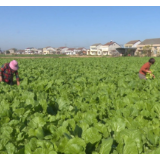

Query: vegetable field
[1,57,160,154]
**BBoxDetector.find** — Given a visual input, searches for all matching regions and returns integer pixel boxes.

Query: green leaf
[35,128,44,139]
[6,143,16,154]
[92,151,99,154]
[39,99,48,113]
[111,117,126,132]
[57,137,69,153]
[123,137,138,154]
[149,147,160,154]
[99,138,113,154]
[82,127,102,144]
[28,116,46,129]
[147,130,159,146]
[64,137,86,154]
[73,125,82,138]
[56,98,68,110]
[24,138,37,154]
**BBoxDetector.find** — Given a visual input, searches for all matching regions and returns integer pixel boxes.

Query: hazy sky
[1,6,160,50]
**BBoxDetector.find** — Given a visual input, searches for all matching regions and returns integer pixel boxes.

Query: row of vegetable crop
[0,57,160,154]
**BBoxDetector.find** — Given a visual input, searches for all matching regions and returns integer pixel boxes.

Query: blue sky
[1,6,160,50]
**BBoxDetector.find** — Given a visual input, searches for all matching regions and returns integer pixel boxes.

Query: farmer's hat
[9,60,19,71]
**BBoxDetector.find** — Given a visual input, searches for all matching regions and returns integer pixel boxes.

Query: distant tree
[13,48,17,52]
[142,45,152,57]
[6,50,10,54]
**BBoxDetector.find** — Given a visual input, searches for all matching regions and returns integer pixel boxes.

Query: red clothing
[139,62,151,75]
[0,63,19,83]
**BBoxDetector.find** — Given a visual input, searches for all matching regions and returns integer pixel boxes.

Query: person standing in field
[0,60,20,85]
[139,58,155,80]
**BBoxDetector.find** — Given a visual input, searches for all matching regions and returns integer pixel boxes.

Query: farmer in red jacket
[139,58,155,80]
[0,60,20,85]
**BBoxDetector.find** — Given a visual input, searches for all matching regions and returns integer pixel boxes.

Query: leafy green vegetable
[0,57,160,154]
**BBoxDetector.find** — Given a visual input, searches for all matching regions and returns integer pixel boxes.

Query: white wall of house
[38,49,43,54]
[87,50,90,55]
[47,48,56,54]
[25,49,31,54]
[8,49,15,54]
[60,48,68,53]
[90,44,102,55]
[31,48,38,53]
[108,43,121,55]
[97,50,102,55]
[65,49,78,55]
[46,47,54,50]
[46,47,56,54]
[100,46,109,55]
[16,50,25,54]
[25,48,38,54]
[66,51,76,55]
[42,48,49,55]
[97,45,102,50]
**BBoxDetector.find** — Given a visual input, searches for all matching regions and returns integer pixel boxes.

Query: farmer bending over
[139,58,155,80]
[0,60,20,85]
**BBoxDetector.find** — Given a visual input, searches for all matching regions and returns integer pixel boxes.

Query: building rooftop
[91,43,101,46]
[126,40,140,44]
[139,38,160,45]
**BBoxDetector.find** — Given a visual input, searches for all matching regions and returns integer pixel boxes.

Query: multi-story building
[87,41,121,56]
[8,48,16,54]
[65,48,77,55]
[87,43,102,55]
[44,46,56,54]
[102,41,121,55]
[136,38,160,56]
[38,48,43,54]
[57,47,69,54]
[25,47,34,54]
[16,50,25,54]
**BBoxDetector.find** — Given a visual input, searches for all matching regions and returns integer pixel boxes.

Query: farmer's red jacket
[139,62,151,75]
[0,63,19,83]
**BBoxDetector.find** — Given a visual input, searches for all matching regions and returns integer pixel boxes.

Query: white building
[25,47,34,54]
[45,46,57,54]
[38,48,43,54]
[87,43,102,55]
[57,47,69,54]
[65,48,78,55]
[102,41,121,55]
[87,41,121,56]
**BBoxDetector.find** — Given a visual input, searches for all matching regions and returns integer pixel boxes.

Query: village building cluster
[1,38,160,56]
